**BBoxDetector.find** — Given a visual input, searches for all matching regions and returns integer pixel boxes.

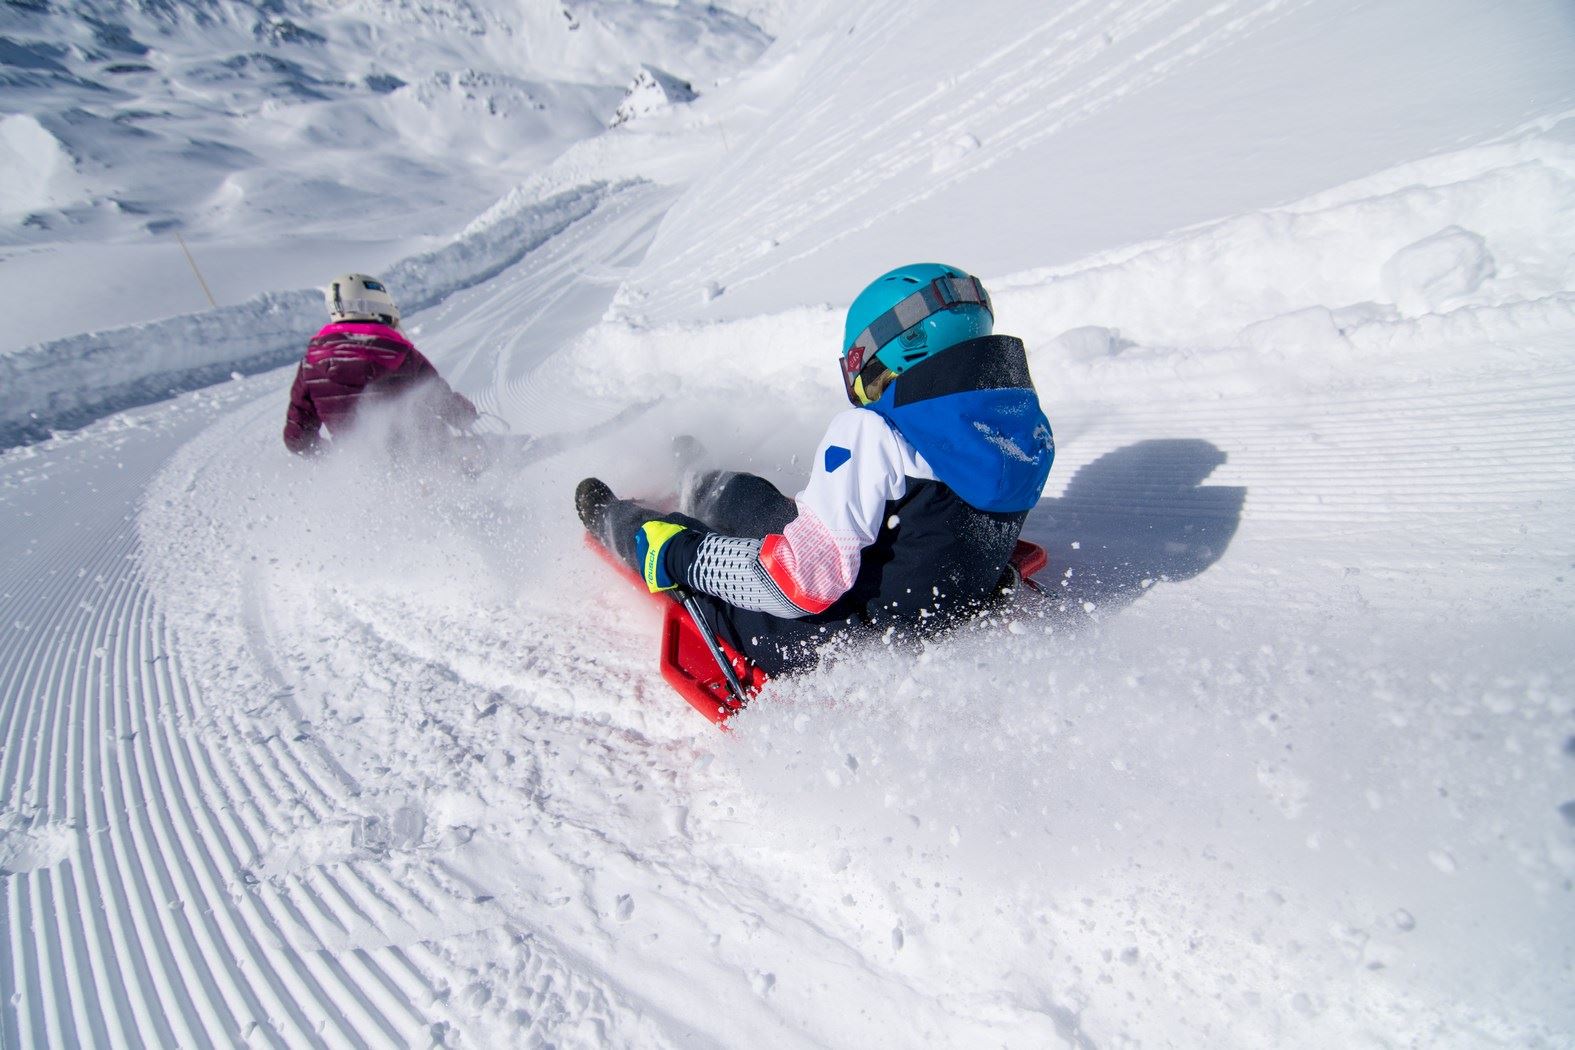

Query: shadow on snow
[1021,438,1245,619]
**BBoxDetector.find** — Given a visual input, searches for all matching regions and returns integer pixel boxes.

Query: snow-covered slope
[0,0,768,350]
[3,1,1574,1047]
[624,0,1575,323]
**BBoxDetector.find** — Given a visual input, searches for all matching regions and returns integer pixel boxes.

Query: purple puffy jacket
[283,321,477,454]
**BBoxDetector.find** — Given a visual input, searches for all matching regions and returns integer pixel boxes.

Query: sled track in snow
[0,419,454,1047]
[432,179,681,436]
[0,419,650,1047]
[0,181,700,1048]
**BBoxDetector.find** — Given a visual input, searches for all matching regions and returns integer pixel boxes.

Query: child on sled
[577,263,1054,677]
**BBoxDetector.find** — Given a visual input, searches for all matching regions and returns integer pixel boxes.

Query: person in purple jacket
[283,273,477,455]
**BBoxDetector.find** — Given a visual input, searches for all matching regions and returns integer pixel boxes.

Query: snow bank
[0,182,615,446]
[1382,226,1497,316]
[564,136,1575,446]
[619,0,1575,324]
[993,138,1575,355]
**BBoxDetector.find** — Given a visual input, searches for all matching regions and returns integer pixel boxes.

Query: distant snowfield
[0,0,768,350]
[4,1,1575,1047]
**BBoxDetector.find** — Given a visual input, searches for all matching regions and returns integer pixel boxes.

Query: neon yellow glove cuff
[637,519,689,593]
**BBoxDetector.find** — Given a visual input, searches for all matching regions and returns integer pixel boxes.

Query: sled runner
[586,533,1050,727]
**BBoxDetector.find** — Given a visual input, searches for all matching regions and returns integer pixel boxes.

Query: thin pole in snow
[174,232,218,308]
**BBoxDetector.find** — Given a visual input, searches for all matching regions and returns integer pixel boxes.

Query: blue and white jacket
[676,335,1054,624]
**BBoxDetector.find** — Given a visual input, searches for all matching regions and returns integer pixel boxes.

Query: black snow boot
[575,477,615,535]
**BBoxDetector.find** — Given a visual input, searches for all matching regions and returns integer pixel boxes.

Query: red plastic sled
[586,533,1048,726]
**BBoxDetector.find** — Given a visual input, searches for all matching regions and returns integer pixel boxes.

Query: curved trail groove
[2,184,696,1049]
[0,399,447,1047]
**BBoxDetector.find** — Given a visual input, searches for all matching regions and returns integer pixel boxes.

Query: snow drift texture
[2,0,1574,1047]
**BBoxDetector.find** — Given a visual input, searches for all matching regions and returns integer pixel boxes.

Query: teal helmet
[840,263,993,405]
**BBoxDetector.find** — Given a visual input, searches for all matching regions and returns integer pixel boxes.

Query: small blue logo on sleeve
[824,445,852,473]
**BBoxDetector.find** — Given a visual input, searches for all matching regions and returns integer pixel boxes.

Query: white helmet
[325,273,400,326]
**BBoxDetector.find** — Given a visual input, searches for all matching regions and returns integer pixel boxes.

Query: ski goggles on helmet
[841,273,991,406]
[840,343,886,406]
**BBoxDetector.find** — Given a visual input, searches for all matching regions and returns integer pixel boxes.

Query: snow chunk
[1052,325,1134,361]
[1238,306,1347,358]
[1382,226,1496,316]
[610,65,697,127]
[1255,761,1311,819]
[0,820,74,874]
